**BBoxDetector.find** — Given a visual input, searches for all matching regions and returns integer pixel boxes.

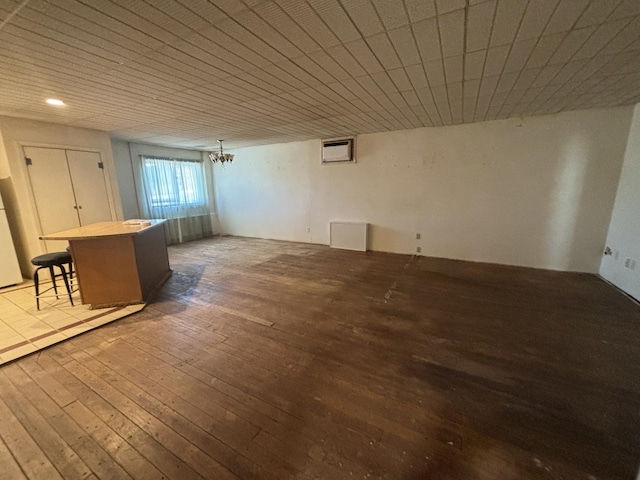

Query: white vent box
[330,222,368,251]
[322,138,355,163]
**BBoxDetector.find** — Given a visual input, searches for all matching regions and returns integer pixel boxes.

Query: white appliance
[0,192,22,288]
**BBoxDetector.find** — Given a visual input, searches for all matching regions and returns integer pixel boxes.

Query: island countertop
[40,220,165,240]
[38,220,171,309]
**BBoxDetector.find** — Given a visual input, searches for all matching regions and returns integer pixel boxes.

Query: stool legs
[49,266,59,298]
[33,264,74,310]
[34,267,41,310]
[58,264,74,306]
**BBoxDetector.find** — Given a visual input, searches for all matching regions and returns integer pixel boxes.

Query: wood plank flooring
[1,236,639,480]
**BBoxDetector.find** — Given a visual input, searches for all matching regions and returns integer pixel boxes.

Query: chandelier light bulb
[209,140,234,164]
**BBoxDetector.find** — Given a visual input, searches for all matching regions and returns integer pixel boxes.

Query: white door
[66,150,113,226]
[24,146,79,252]
[24,146,114,252]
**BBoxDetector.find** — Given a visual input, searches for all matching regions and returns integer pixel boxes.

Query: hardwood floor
[1,236,639,480]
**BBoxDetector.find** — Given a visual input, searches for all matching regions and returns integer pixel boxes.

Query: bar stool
[31,251,74,310]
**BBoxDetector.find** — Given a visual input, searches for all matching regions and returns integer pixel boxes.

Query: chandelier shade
[208,140,234,164]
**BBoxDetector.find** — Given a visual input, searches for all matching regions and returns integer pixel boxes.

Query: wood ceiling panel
[274,0,341,48]
[439,8,465,57]
[341,0,385,37]
[544,0,591,35]
[372,0,409,30]
[403,0,436,23]
[253,2,321,55]
[216,16,287,65]
[309,0,362,43]
[387,25,422,66]
[0,23,120,69]
[344,38,386,74]
[0,0,639,149]
[236,9,304,59]
[465,1,495,52]
[307,49,352,81]
[366,32,403,70]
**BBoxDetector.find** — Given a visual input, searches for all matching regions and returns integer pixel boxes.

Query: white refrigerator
[0,192,22,288]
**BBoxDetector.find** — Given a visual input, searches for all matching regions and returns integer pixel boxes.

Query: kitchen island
[41,220,171,309]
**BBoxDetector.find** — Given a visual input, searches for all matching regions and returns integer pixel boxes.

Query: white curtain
[138,156,213,245]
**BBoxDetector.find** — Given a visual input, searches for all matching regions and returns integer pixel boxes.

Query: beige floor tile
[0,332,19,343]
[47,317,79,329]
[22,327,54,340]
[124,304,146,314]
[0,334,26,349]
[7,318,45,329]
[2,343,38,362]
[87,314,121,328]
[0,324,18,334]
[5,292,35,305]
[32,332,68,349]
[73,309,105,321]
[60,324,93,339]
[0,284,145,365]
[0,307,26,320]
[39,310,74,324]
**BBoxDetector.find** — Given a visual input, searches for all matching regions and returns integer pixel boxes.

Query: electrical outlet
[416,233,421,240]
[624,258,636,270]
[416,246,422,253]
[305,227,310,233]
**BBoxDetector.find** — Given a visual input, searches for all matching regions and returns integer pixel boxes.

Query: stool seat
[31,252,72,268]
[31,251,74,310]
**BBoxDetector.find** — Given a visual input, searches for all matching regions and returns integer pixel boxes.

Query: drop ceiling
[1,0,639,150]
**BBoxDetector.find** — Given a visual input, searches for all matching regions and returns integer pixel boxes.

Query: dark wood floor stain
[1,236,639,479]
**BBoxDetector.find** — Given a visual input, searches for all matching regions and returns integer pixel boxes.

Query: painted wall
[600,103,640,300]
[110,140,219,232]
[213,106,633,273]
[0,116,122,276]
[111,139,141,220]
[214,141,313,243]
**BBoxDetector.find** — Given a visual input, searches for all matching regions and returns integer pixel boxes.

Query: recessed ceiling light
[46,98,65,106]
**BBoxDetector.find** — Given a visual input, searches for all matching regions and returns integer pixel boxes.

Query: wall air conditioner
[322,137,355,163]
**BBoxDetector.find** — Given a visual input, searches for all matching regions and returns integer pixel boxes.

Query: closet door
[24,146,115,253]
[24,146,80,252]
[66,150,113,225]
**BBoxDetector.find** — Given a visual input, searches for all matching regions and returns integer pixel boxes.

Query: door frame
[19,142,118,248]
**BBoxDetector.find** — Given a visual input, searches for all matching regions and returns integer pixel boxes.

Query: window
[139,156,210,220]
[138,156,213,245]
[142,157,207,209]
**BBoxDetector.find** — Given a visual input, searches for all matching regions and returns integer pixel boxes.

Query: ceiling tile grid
[0,0,639,150]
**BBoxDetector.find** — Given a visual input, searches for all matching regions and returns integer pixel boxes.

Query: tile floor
[0,279,144,365]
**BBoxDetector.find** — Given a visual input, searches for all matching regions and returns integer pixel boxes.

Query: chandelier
[208,140,234,164]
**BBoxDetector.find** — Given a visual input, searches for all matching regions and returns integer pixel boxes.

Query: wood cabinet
[24,146,114,252]
[41,221,171,309]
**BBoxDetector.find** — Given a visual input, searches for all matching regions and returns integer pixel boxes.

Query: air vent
[322,137,355,163]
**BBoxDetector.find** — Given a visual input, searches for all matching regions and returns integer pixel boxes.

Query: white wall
[111,139,141,220]
[214,141,313,243]
[213,106,633,273]
[0,116,122,276]
[600,104,640,300]
[110,140,219,231]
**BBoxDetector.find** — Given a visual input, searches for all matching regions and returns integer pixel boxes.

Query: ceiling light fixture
[208,140,234,164]
[46,98,65,106]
